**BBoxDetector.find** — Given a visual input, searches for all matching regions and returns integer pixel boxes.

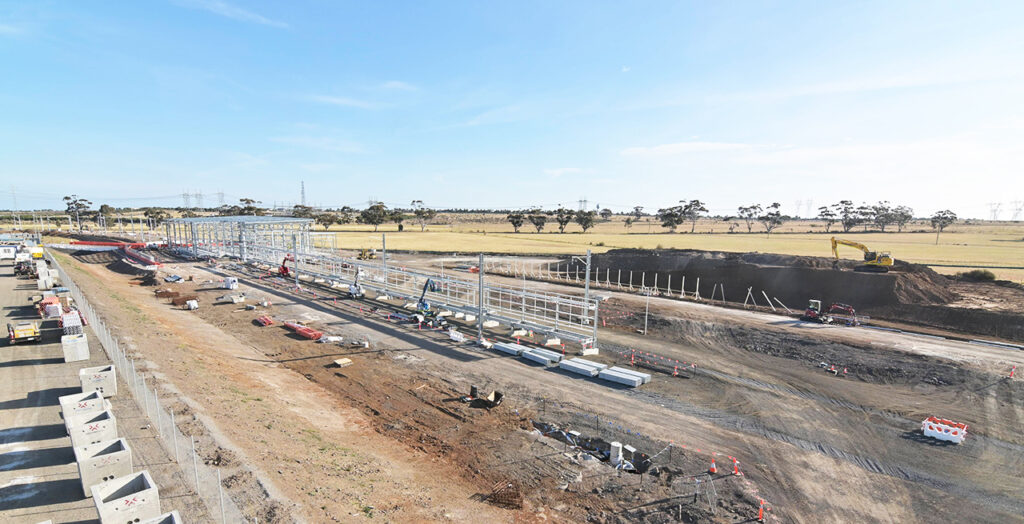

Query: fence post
[155,392,163,438]
[172,411,179,462]
[219,469,226,523]
[192,436,200,492]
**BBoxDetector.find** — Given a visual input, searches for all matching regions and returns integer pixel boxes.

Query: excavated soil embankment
[581,249,1024,341]
[586,249,955,309]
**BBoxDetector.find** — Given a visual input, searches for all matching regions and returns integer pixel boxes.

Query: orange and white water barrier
[921,416,967,444]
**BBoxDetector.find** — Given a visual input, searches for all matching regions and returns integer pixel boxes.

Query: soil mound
[585,249,957,310]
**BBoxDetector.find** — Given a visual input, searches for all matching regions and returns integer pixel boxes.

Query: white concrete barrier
[91,470,161,524]
[67,410,118,448]
[79,365,117,397]
[74,438,133,496]
[59,391,107,420]
[61,333,90,362]
[607,366,652,384]
[597,369,642,387]
[140,511,183,524]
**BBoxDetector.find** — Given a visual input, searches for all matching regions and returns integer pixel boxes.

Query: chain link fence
[49,253,250,523]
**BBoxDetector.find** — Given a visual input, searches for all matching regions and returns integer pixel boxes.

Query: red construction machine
[801,300,859,326]
[277,254,295,278]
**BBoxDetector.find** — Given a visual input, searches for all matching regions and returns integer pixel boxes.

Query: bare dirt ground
[55,249,1024,523]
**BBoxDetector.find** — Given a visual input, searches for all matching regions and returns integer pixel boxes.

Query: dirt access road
[0,262,209,524]
[60,251,1024,523]
[53,251,513,523]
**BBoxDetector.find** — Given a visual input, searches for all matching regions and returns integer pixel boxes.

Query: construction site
[2,215,1021,524]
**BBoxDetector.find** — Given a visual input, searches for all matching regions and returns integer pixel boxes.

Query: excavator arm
[830,237,895,271]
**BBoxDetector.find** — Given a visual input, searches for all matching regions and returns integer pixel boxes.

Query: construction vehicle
[8,321,41,344]
[14,261,33,277]
[801,300,860,326]
[415,279,442,312]
[830,237,895,273]
[277,254,294,278]
[357,249,377,260]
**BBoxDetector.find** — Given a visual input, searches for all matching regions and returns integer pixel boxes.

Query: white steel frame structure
[165,216,600,350]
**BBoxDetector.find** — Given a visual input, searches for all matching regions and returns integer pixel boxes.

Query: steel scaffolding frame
[165,216,599,350]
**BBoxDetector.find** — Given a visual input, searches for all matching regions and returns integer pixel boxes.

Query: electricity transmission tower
[987,202,1002,221]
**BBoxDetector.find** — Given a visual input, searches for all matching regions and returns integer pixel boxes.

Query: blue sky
[2,1,1023,218]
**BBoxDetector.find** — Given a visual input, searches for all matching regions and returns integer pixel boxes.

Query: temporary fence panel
[48,251,248,523]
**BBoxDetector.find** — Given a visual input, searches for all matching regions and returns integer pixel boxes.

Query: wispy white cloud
[0,24,25,36]
[380,80,416,91]
[271,136,362,153]
[173,0,288,28]
[306,94,375,109]
[620,141,755,157]
[621,66,631,73]
[543,167,591,177]
[298,163,339,173]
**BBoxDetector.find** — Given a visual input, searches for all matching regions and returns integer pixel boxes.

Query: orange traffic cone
[732,458,741,475]
[757,499,765,522]
[708,458,717,474]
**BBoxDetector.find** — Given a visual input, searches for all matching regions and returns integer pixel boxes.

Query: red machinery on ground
[284,321,323,340]
[801,300,859,326]
[277,254,295,278]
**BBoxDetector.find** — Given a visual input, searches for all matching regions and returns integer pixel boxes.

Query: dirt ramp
[586,249,956,309]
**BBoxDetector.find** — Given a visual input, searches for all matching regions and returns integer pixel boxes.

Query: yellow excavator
[830,237,895,273]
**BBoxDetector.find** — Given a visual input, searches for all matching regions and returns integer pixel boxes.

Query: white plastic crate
[61,333,90,362]
[74,438,133,496]
[67,410,118,448]
[79,365,117,397]
[92,470,161,524]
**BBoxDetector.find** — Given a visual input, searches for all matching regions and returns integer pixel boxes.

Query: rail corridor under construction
[164,216,601,351]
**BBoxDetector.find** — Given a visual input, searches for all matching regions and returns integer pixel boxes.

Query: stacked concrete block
[607,366,651,384]
[140,511,183,524]
[597,368,642,387]
[61,333,90,362]
[521,347,564,367]
[494,342,527,356]
[67,410,118,448]
[79,365,117,397]
[91,470,161,524]
[74,438,133,496]
[558,357,608,377]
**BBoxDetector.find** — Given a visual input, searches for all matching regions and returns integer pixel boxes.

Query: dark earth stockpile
[577,249,1024,341]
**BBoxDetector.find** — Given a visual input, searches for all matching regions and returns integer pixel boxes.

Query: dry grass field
[8,213,1024,281]
[313,215,1024,282]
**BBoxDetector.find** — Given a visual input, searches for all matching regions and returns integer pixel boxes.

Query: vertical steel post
[477,253,484,344]
[292,234,299,288]
[583,250,591,315]
[382,234,387,297]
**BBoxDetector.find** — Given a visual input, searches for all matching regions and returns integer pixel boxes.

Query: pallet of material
[493,342,526,356]
[558,357,608,377]
[170,295,198,306]
[255,315,274,326]
[154,289,179,298]
[598,368,643,387]
[607,366,652,384]
[520,347,563,367]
